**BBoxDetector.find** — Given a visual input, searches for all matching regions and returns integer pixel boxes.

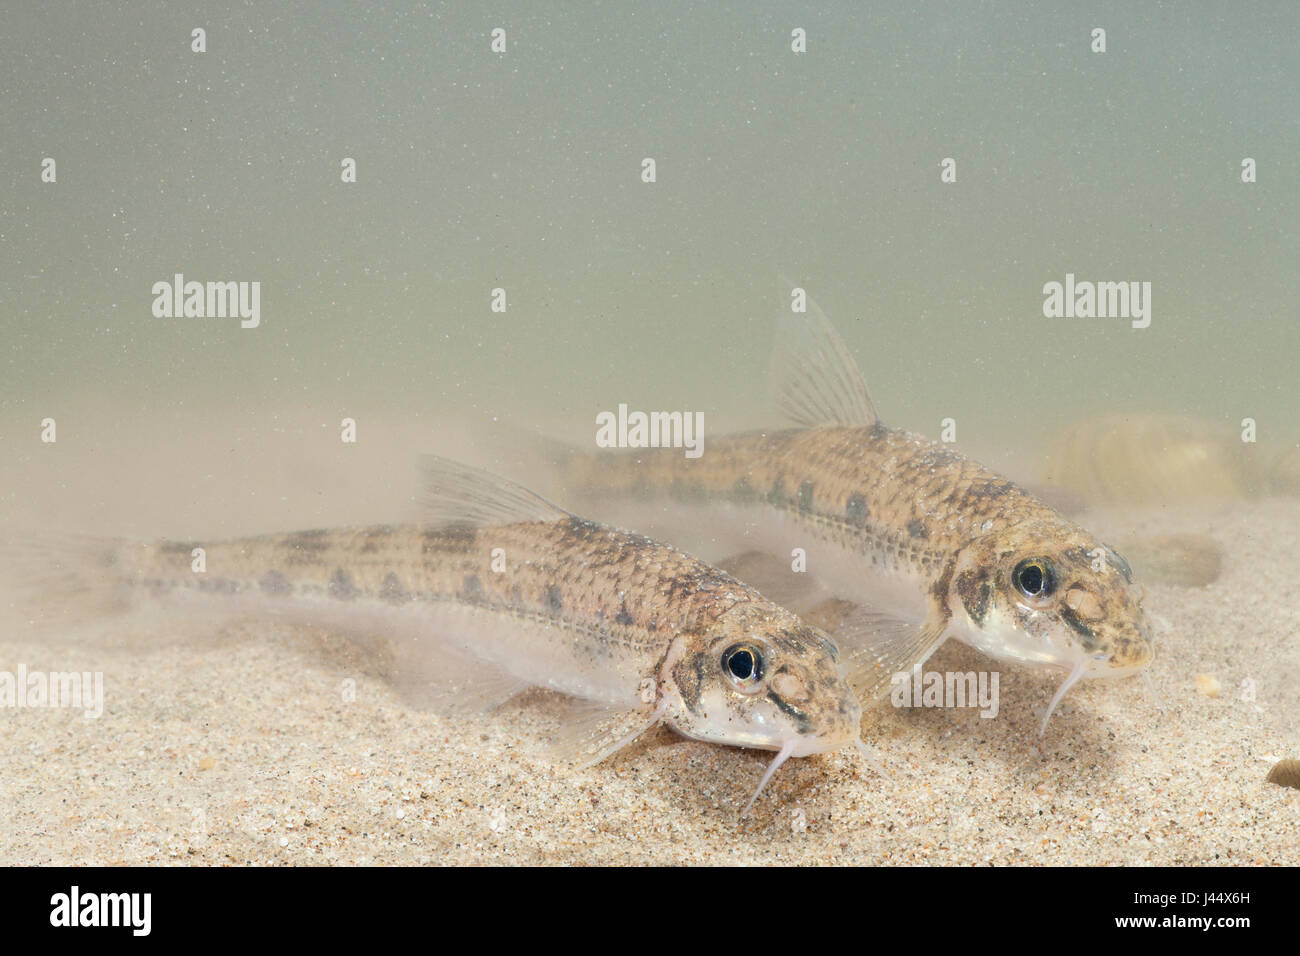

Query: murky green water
[2,1,1298,520]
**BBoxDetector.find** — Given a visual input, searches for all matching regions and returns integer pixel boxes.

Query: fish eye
[1013,558,1054,600]
[721,643,765,694]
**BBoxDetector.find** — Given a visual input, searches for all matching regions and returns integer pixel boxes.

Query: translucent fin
[549,699,665,768]
[771,279,879,427]
[801,597,860,634]
[714,550,830,614]
[831,607,949,702]
[390,638,530,716]
[418,455,571,527]
[0,530,132,635]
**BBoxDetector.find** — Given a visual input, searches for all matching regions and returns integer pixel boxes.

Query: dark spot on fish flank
[282,531,330,558]
[359,526,395,552]
[919,445,963,470]
[797,481,815,513]
[159,540,196,556]
[557,516,603,549]
[380,572,410,605]
[198,577,239,594]
[509,585,523,605]
[546,586,564,614]
[956,569,990,626]
[967,480,1014,502]
[670,477,710,505]
[615,601,635,626]
[259,570,291,596]
[461,574,484,601]
[1059,605,1100,649]
[907,518,928,539]
[626,474,651,499]
[868,423,889,441]
[767,692,812,735]
[767,477,787,508]
[731,475,757,504]
[423,523,477,551]
[329,568,358,601]
[845,493,868,526]
[931,558,956,605]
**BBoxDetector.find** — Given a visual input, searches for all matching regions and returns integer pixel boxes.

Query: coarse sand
[0,495,1295,866]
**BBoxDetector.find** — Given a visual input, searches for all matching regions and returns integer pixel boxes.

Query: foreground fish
[22,458,871,813]
[561,294,1155,731]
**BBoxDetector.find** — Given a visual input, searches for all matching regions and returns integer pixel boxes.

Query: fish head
[948,518,1154,679]
[660,600,863,758]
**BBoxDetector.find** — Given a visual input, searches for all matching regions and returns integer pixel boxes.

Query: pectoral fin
[549,699,667,769]
[389,638,530,716]
[822,604,950,702]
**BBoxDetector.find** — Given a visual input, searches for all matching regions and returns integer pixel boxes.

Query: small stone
[1194,674,1221,698]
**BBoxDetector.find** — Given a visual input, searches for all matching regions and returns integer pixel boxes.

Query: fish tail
[0,529,137,637]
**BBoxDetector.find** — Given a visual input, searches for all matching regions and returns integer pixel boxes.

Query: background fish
[7,457,872,814]
[556,293,1155,732]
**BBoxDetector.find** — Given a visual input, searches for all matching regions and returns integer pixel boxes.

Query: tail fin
[0,531,134,639]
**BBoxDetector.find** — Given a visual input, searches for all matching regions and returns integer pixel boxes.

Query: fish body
[49,459,868,809]
[560,294,1154,727]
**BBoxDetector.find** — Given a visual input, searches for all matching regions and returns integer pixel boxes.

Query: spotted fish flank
[91,458,870,813]
[259,570,291,596]
[565,292,1155,732]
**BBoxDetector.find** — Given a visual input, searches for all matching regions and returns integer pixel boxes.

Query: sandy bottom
[1,498,1296,866]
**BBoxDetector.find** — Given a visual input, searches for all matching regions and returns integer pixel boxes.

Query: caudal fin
[0,531,134,639]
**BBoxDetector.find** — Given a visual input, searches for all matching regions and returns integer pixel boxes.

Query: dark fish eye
[722,643,765,693]
[1013,559,1054,600]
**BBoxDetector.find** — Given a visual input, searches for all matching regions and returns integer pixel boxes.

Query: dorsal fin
[771,280,879,427]
[418,455,571,527]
